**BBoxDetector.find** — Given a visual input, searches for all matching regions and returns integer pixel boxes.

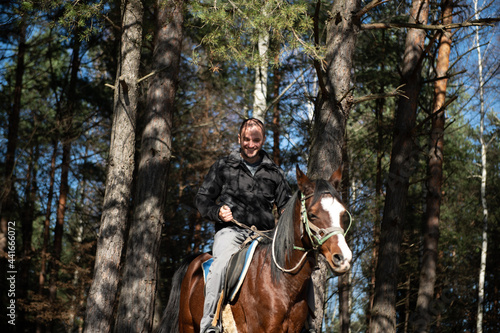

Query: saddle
[201,237,261,302]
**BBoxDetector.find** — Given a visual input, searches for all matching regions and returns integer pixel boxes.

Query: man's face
[238,124,265,163]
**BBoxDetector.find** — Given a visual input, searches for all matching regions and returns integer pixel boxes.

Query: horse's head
[296,166,352,275]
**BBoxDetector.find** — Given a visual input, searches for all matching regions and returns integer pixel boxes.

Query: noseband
[272,191,352,273]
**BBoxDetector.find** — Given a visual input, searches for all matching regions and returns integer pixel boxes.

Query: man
[195,118,292,333]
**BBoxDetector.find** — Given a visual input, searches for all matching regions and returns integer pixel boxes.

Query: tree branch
[355,0,391,19]
[105,66,169,89]
[413,95,458,133]
[422,69,466,85]
[352,84,407,104]
[361,18,500,30]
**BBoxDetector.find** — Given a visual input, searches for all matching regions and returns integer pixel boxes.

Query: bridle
[297,192,351,249]
[272,191,352,273]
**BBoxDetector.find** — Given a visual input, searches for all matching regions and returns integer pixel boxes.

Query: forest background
[0,0,498,332]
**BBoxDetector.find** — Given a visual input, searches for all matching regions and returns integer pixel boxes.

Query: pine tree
[84,0,143,331]
[370,0,430,332]
[114,0,185,331]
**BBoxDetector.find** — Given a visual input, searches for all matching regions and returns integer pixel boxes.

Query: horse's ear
[296,165,313,194]
[329,165,342,189]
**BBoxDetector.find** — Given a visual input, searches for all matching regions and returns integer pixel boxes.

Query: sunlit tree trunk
[114,0,184,332]
[414,1,453,332]
[252,6,269,122]
[474,0,488,331]
[370,0,429,332]
[83,0,143,330]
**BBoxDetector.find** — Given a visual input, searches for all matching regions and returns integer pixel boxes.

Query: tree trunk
[272,59,282,166]
[404,274,411,333]
[309,0,360,180]
[308,0,360,330]
[369,0,429,332]
[36,141,57,333]
[252,7,270,122]
[474,0,488,331]
[83,0,143,331]
[367,83,385,333]
[18,143,38,332]
[38,141,57,295]
[0,10,26,275]
[414,1,452,332]
[114,0,183,331]
[49,140,71,301]
[49,28,81,304]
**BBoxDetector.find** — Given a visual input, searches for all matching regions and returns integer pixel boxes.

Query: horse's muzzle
[329,252,351,274]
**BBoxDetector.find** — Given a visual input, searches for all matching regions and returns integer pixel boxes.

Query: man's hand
[218,205,233,222]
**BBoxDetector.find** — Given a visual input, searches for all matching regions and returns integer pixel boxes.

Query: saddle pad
[202,257,214,282]
[201,238,260,302]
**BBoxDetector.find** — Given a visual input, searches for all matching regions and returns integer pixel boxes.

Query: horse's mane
[264,179,342,282]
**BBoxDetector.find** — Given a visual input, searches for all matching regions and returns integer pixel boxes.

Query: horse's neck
[281,252,316,287]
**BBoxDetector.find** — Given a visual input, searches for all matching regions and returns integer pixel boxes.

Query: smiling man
[195,118,292,333]
[238,119,265,163]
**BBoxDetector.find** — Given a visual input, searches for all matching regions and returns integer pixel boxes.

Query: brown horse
[157,167,352,333]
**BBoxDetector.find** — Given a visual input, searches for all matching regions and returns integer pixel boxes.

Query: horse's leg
[179,253,211,333]
[286,300,309,332]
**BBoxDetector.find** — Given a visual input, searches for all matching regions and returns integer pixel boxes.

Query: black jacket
[195,150,292,232]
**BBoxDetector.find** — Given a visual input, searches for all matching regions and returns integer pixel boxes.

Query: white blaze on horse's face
[321,196,352,272]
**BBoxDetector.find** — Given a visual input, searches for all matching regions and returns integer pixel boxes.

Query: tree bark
[83,0,143,331]
[366,82,385,333]
[18,143,38,332]
[39,141,57,294]
[474,0,488,331]
[0,10,26,271]
[114,0,184,332]
[49,31,81,304]
[49,140,71,301]
[370,0,429,332]
[252,6,270,122]
[308,0,360,330]
[36,141,57,333]
[272,59,282,166]
[309,0,360,180]
[414,1,453,332]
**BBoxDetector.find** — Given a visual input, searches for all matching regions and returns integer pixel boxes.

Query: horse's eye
[308,213,318,221]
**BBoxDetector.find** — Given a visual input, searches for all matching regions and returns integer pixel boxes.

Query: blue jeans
[200,226,253,332]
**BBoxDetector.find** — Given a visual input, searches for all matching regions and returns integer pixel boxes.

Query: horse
[157,166,352,333]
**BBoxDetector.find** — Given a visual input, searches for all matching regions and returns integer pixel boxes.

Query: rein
[272,191,352,273]
[230,218,272,241]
